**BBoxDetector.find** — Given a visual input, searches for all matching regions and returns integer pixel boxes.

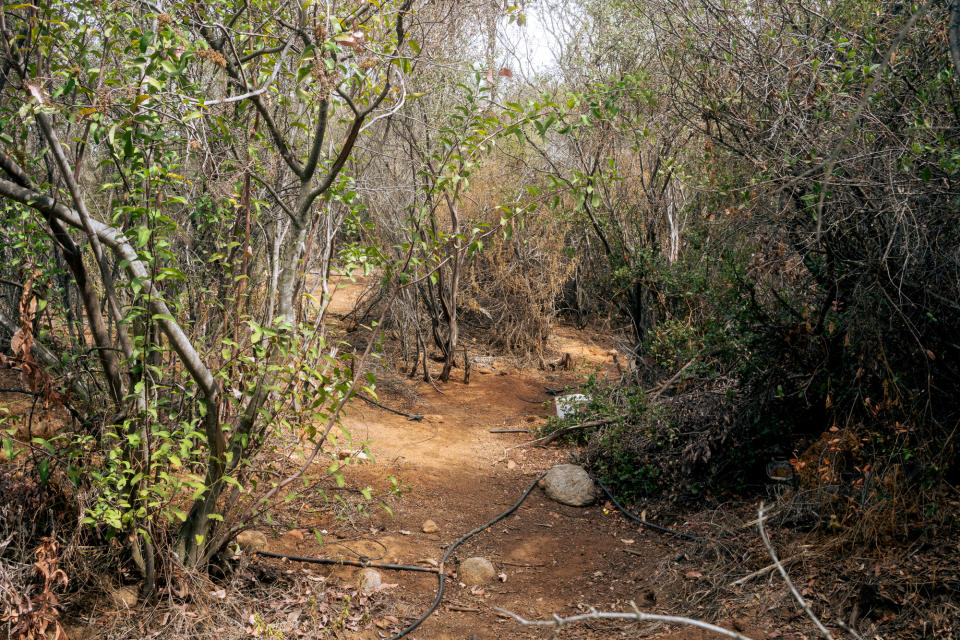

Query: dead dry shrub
[580,377,751,502]
[58,555,409,640]
[1,537,68,640]
[462,207,574,358]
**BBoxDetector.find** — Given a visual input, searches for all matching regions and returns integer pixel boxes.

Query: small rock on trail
[421,519,440,533]
[236,529,267,551]
[539,464,595,506]
[356,568,382,595]
[459,557,496,585]
[110,586,138,608]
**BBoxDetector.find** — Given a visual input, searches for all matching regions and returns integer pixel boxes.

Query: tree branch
[0,177,218,403]
[193,36,294,107]
[757,504,835,640]
[496,602,756,640]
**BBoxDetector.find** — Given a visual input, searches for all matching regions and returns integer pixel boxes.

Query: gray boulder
[459,557,496,585]
[356,568,382,595]
[539,464,595,506]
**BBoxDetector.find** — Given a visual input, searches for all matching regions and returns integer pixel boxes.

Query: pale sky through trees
[501,4,557,77]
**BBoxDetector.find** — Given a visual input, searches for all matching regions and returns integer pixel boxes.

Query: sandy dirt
[251,275,775,640]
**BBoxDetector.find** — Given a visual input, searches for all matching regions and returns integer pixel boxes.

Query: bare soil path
[256,275,773,640]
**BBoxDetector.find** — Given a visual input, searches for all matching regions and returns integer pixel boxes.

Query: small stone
[421,519,440,533]
[539,464,595,507]
[110,586,138,608]
[506,460,517,471]
[459,557,496,586]
[356,568,382,595]
[475,366,493,375]
[236,530,268,552]
[282,529,304,543]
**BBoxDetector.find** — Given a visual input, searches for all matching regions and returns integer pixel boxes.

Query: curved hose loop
[591,475,706,542]
[385,471,548,640]
[254,470,705,639]
[253,473,548,640]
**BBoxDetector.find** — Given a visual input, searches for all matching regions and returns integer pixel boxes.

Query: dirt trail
[259,275,769,640]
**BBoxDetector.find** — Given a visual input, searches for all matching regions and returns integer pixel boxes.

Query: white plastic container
[555,393,590,419]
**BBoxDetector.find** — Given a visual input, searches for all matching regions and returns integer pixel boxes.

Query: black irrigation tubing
[255,550,439,574]
[386,471,548,640]
[355,392,424,421]
[489,429,529,434]
[592,475,706,543]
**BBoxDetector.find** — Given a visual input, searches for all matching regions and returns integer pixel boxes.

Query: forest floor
[16,274,946,640]
[235,274,790,640]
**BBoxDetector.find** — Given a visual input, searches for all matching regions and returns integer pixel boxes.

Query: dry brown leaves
[0,537,68,640]
[2,269,62,406]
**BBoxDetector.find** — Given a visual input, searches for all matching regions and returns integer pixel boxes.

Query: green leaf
[136,225,151,247]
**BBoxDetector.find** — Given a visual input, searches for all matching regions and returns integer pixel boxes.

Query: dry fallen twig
[757,503,835,640]
[524,418,615,447]
[649,356,698,400]
[495,600,756,639]
[730,549,807,587]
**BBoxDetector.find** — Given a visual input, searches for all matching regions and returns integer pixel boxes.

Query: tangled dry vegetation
[538,364,960,639]
[462,206,575,358]
[0,458,410,640]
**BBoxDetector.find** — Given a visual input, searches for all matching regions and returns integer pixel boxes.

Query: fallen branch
[355,392,424,421]
[739,509,779,529]
[496,601,756,640]
[757,504,835,640]
[730,550,807,587]
[524,418,614,447]
[649,356,697,400]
